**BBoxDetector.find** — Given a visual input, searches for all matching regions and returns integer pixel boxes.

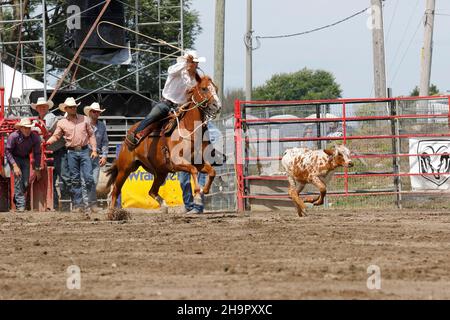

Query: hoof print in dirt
[107,209,131,221]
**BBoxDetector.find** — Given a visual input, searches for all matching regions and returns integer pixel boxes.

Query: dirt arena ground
[0,207,449,300]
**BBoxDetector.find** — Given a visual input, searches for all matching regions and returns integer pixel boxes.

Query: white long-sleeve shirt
[162,60,197,104]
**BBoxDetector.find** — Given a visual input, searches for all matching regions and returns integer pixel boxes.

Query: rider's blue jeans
[135,101,172,133]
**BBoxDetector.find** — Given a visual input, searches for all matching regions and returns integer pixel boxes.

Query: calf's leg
[310,177,327,206]
[287,179,307,217]
[303,195,320,203]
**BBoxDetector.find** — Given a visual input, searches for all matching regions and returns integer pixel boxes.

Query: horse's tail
[105,161,119,189]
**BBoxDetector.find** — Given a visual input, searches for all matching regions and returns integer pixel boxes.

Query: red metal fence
[0,87,54,211]
[234,95,450,212]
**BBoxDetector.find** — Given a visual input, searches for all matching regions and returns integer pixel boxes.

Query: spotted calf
[281,144,353,217]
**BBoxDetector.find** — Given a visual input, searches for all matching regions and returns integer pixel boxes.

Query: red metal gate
[0,87,54,211]
[234,95,450,212]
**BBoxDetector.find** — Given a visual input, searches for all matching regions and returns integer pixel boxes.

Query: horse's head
[190,75,222,121]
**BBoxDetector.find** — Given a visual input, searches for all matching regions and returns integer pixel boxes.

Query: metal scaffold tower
[0,0,49,116]
[0,0,184,116]
[134,0,184,96]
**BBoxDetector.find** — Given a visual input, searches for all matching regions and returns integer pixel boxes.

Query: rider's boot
[128,102,171,146]
[127,131,143,145]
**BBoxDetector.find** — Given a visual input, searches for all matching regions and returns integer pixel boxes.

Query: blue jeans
[60,148,72,210]
[12,156,30,210]
[52,147,71,209]
[135,101,171,133]
[67,148,95,209]
[178,171,206,212]
[82,156,100,206]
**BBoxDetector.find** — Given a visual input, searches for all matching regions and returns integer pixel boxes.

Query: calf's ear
[324,149,334,156]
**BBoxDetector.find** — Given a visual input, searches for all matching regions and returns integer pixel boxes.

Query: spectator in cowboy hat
[31,97,55,125]
[81,102,109,210]
[5,118,42,212]
[31,97,71,210]
[45,97,98,214]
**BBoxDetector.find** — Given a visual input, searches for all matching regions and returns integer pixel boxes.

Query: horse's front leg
[175,164,203,205]
[169,138,205,201]
[196,162,215,194]
[171,159,202,197]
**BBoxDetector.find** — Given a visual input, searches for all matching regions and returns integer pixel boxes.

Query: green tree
[1,0,201,100]
[410,84,440,96]
[252,68,342,101]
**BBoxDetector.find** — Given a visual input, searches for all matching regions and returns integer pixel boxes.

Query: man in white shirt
[127,50,205,145]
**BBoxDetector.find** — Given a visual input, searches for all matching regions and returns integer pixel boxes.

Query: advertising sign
[409,138,450,190]
[121,167,184,208]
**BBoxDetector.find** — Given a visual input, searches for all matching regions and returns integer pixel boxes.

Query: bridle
[175,79,220,139]
[192,87,211,108]
[194,80,221,121]
[179,79,217,113]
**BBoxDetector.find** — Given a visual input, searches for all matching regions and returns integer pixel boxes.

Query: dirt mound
[107,209,131,221]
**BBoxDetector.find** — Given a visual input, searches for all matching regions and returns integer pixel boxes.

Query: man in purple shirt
[5,118,42,212]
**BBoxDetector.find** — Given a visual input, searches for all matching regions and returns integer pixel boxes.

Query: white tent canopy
[1,62,53,106]
[305,112,340,119]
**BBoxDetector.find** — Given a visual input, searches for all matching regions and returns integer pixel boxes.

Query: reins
[174,88,210,139]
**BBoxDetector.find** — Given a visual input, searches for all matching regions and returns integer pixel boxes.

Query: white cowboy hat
[31,97,54,110]
[14,117,35,129]
[83,102,105,116]
[59,97,80,113]
[182,49,206,63]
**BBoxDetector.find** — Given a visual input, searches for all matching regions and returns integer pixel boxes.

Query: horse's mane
[194,72,202,83]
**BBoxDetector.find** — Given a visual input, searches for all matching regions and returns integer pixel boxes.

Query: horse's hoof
[107,209,114,219]
[194,196,203,206]
[160,206,168,214]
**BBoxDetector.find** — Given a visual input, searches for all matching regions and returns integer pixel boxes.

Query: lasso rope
[96,20,183,56]
[96,21,217,139]
[175,95,209,139]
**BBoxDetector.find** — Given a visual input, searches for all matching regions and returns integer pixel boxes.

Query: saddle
[124,110,186,150]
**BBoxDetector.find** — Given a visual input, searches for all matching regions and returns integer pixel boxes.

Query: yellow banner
[121,167,184,208]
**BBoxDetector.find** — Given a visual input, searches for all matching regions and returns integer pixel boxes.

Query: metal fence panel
[235,96,450,211]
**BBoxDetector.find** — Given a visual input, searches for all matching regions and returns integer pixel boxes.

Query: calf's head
[324,144,354,168]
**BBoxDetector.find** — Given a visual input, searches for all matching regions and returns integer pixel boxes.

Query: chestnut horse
[105,75,221,212]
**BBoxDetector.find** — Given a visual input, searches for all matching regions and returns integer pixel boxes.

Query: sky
[191,0,450,99]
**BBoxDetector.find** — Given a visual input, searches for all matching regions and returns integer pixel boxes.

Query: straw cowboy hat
[178,49,206,63]
[14,117,35,129]
[59,97,80,113]
[83,102,105,116]
[31,97,54,110]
